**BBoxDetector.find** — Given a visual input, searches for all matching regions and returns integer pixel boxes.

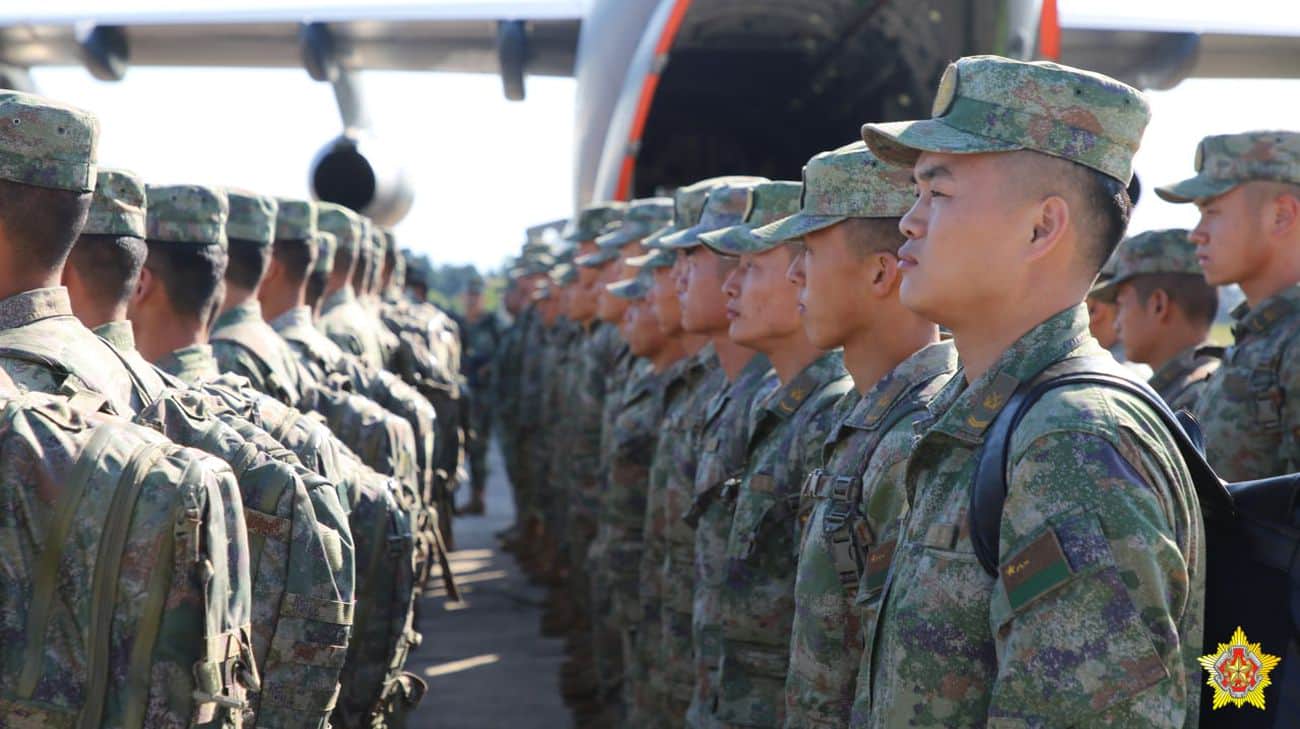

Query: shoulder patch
[1001,527,1072,612]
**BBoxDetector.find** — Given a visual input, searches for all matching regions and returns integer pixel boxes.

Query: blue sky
[21,1,1300,271]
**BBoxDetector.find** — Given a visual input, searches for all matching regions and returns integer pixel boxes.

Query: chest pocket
[1222,347,1285,433]
[727,471,796,563]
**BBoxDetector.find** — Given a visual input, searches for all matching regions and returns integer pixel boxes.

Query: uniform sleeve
[986,429,1196,728]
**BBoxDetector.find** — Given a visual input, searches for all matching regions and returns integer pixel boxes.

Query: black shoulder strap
[969,355,1234,577]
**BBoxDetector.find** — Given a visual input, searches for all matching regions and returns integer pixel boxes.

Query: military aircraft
[0,0,1295,225]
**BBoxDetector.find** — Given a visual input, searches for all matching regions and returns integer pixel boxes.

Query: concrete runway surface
[407,440,571,728]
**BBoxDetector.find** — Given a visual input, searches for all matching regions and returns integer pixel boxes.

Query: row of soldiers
[494,53,1300,729]
[0,90,468,727]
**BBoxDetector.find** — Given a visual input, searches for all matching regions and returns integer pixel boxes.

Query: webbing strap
[82,441,172,729]
[17,423,124,697]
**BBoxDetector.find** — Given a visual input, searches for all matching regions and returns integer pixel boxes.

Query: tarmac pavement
[407,440,570,728]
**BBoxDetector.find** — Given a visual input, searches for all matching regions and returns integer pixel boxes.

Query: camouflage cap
[146,184,228,246]
[1088,228,1202,302]
[574,247,619,269]
[317,202,362,252]
[275,197,317,241]
[644,176,766,250]
[624,247,676,271]
[0,91,99,193]
[595,197,674,249]
[563,202,627,242]
[83,167,145,238]
[861,55,1150,184]
[700,181,803,255]
[312,231,337,274]
[521,252,556,275]
[750,142,914,245]
[225,189,277,245]
[661,178,769,249]
[606,271,653,301]
[550,262,577,286]
[1155,131,1300,203]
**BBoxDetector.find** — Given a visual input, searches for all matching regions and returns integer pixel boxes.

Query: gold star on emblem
[1198,626,1281,711]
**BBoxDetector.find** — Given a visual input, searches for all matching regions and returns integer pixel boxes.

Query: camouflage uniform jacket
[1195,285,1300,481]
[785,341,957,729]
[569,321,626,525]
[688,353,776,726]
[601,357,671,629]
[157,344,225,383]
[599,344,636,483]
[516,308,550,435]
[638,346,713,684]
[1150,343,1220,414]
[319,287,387,371]
[859,306,1204,728]
[211,299,318,410]
[0,287,146,416]
[716,350,850,728]
[661,344,727,704]
[459,310,505,393]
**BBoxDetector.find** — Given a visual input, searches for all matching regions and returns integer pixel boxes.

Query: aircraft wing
[0,1,583,78]
[1056,0,1300,89]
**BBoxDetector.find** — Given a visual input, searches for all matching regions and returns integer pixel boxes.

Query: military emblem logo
[1198,626,1281,710]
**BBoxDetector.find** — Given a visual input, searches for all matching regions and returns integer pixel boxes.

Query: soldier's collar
[1231,284,1300,341]
[0,286,74,330]
[212,299,264,330]
[1148,343,1210,394]
[841,341,958,433]
[763,349,844,420]
[92,320,137,353]
[930,306,1094,444]
[269,305,314,332]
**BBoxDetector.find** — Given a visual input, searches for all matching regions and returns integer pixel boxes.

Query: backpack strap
[82,440,172,729]
[969,354,1234,577]
[210,328,299,406]
[0,341,130,415]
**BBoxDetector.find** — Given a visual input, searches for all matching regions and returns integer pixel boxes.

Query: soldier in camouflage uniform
[1089,229,1220,412]
[457,275,504,514]
[208,188,321,409]
[732,144,953,728]
[1156,131,1300,481]
[61,167,171,400]
[318,203,389,369]
[853,55,1204,727]
[0,92,152,417]
[581,198,674,713]
[654,178,773,721]
[701,180,851,729]
[683,181,812,729]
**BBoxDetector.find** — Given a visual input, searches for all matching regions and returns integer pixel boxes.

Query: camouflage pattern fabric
[637,343,717,723]
[460,310,506,492]
[1089,229,1205,303]
[320,287,388,370]
[661,347,727,716]
[0,90,98,192]
[91,320,171,400]
[84,167,146,238]
[857,306,1204,728]
[1194,285,1300,481]
[0,388,254,728]
[686,354,776,729]
[133,387,356,729]
[862,55,1150,184]
[714,351,850,728]
[211,299,319,410]
[1150,344,1220,413]
[0,287,149,416]
[785,342,956,729]
[1156,130,1300,203]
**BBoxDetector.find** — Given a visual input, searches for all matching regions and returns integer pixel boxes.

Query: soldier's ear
[1150,288,1170,321]
[131,265,155,308]
[1025,195,1069,263]
[1267,187,1299,238]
